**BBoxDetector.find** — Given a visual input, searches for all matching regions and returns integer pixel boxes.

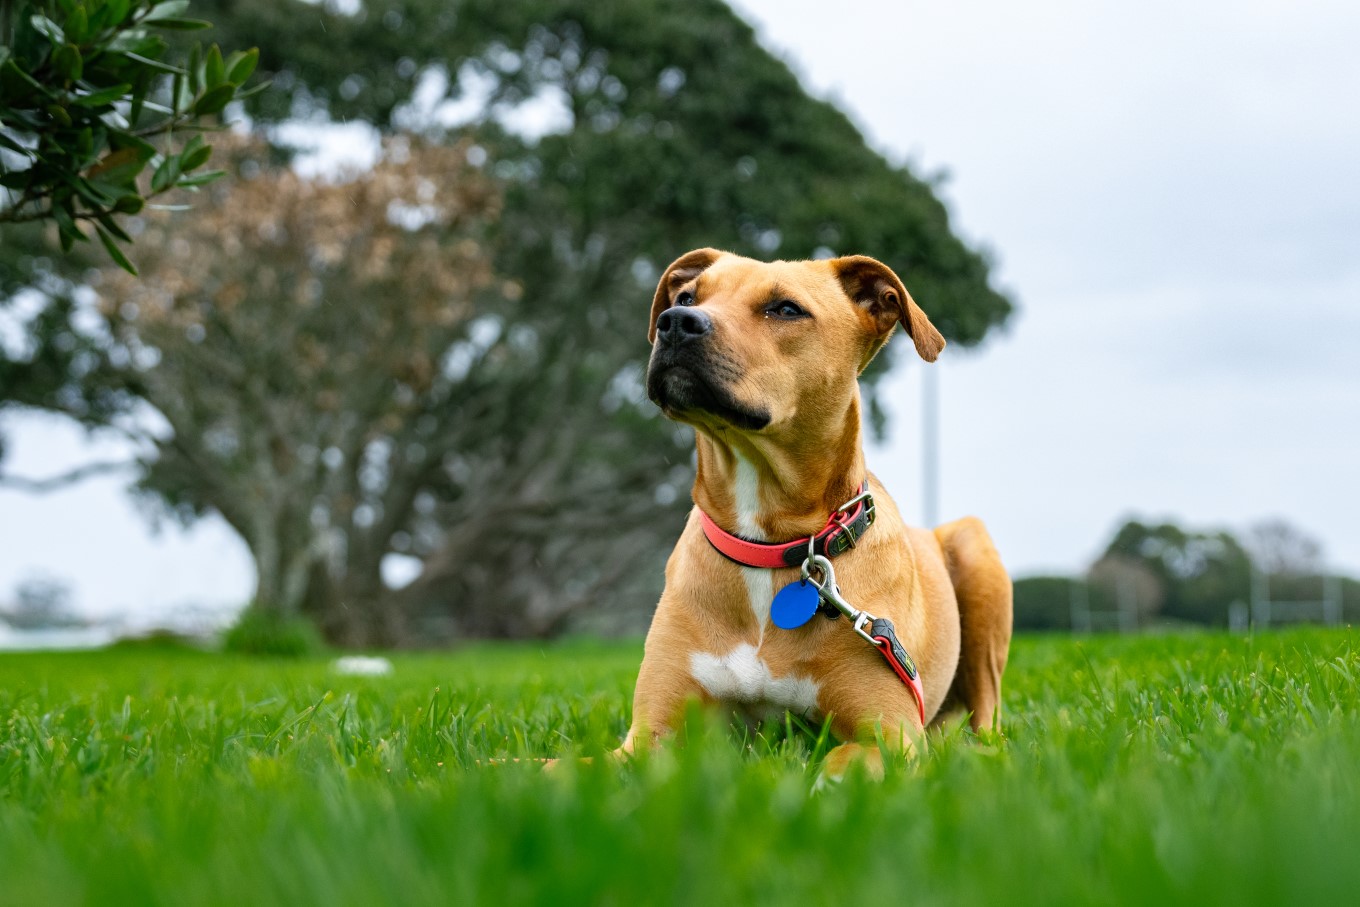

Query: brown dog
[624,248,1012,777]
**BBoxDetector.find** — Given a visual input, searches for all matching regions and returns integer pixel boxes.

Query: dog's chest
[685,455,822,716]
[689,644,820,717]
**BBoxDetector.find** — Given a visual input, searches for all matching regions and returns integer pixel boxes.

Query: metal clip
[801,553,878,629]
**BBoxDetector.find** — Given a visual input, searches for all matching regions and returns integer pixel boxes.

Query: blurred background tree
[3,0,1015,644]
[1099,520,1252,626]
[1010,516,1360,632]
[94,138,502,645]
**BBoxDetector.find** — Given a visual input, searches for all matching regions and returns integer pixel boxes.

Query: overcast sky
[2,0,1357,620]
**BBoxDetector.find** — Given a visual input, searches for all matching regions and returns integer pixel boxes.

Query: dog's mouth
[646,351,771,432]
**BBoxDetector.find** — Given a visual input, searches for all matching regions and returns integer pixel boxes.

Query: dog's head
[645,249,944,436]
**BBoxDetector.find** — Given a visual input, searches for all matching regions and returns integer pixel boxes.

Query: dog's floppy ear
[833,255,945,365]
[649,248,724,344]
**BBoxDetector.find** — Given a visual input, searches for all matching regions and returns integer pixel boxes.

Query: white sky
[2,0,1358,619]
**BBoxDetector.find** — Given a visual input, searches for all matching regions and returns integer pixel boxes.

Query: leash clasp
[801,554,876,625]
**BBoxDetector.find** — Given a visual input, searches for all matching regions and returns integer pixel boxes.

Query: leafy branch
[0,0,264,273]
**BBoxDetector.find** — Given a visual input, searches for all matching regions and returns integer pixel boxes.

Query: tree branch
[0,459,136,493]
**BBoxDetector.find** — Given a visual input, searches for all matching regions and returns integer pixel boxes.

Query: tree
[0,0,261,270]
[87,137,502,644]
[1,574,76,629]
[1010,575,1075,632]
[1086,554,1164,628]
[1099,519,1252,626]
[1245,518,1324,576]
[7,0,1017,643]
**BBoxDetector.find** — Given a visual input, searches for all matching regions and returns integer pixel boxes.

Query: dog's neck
[691,393,866,543]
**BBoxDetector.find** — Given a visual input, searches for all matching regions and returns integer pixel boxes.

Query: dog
[624,248,1012,778]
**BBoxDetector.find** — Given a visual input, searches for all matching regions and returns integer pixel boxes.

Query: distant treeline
[1014,518,1358,631]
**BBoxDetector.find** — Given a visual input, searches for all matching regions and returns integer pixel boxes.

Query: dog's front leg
[614,641,708,758]
[817,678,925,782]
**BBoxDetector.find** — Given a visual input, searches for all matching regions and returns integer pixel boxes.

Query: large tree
[5,0,1016,643]
[93,138,502,644]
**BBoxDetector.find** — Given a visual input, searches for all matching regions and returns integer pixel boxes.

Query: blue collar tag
[771,580,821,629]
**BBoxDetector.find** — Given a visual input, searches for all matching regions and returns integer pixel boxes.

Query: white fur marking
[732,455,773,640]
[690,644,821,715]
[732,455,764,540]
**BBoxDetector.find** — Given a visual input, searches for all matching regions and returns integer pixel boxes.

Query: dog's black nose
[655,306,712,345]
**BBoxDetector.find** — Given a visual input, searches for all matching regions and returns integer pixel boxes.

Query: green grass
[2,629,1359,906]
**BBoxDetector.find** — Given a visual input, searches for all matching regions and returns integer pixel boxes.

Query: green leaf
[52,200,85,248]
[170,70,185,115]
[105,0,132,27]
[144,0,191,21]
[233,80,271,101]
[122,52,186,75]
[204,45,225,88]
[72,83,132,107]
[65,6,90,44]
[96,212,133,243]
[180,142,212,172]
[113,194,145,214]
[45,103,73,127]
[54,43,84,81]
[150,153,181,193]
[0,171,31,189]
[127,71,150,123]
[194,84,235,116]
[86,2,111,33]
[71,176,116,206]
[106,132,158,159]
[187,44,202,94]
[2,57,56,100]
[87,145,152,184]
[179,133,205,159]
[29,15,65,45]
[148,17,212,31]
[225,48,259,86]
[108,32,166,56]
[175,169,224,188]
[96,224,138,275]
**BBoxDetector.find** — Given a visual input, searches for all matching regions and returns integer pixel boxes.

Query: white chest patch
[690,644,821,715]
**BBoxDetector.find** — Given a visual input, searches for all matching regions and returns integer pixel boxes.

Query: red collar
[697,483,876,569]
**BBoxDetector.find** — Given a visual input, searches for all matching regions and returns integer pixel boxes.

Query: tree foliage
[6,0,1017,643]
[91,138,506,643]
[1098,519,1253,626]
[0,0,261,270]
[1011,575,1074,632]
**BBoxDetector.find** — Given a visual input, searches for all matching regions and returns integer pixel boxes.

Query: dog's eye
[767,300,806,319]
[676,291,696,306]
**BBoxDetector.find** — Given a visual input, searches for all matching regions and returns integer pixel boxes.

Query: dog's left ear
[833,256,945,365]
[649,248,724,344]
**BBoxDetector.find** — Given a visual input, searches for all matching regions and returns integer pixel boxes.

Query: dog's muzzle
[646,306,770,431]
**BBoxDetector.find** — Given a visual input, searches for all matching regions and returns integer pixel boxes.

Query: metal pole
[1324,572,1341,626]
[922,364,939,527]
[1251,565,1269,629]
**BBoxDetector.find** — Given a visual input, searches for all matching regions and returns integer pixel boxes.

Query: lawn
[2,628,1358,906]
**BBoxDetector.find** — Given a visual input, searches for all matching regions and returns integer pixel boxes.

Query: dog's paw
[811,768,845,794]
